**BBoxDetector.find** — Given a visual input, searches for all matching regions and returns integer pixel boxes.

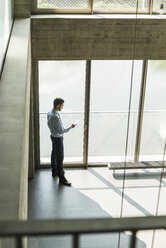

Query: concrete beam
[31,16,166,60]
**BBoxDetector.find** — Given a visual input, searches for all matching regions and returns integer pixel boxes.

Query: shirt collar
[53,109,59,114]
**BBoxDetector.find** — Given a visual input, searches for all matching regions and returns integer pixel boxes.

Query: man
[47,98,77,186]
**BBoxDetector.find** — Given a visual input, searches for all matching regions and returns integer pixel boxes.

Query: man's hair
[53,98,64,108]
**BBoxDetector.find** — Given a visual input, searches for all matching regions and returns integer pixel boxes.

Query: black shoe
[59,177,71,186]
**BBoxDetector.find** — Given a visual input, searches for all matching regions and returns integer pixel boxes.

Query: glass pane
[140,61,166,161]
[93,0,149,12]
[153,0,165,12]
[152,230,166,248]
[88,60,143,163]
[135,230,156,248]
[0,0,13,73]
[39,61,86,164]
[38,0,89,9]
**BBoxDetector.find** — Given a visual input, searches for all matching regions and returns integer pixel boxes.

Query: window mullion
[83,61,91,168]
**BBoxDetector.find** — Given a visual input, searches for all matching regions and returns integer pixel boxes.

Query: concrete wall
[31,17,166,60]
[14,0,31,18]
[0,18,31,247]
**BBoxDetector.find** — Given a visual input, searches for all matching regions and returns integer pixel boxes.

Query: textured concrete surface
[14,0,31,18]
[0,18,31,247]
[31,15,166,60]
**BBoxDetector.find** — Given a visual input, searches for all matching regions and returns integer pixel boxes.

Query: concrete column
[0,18,31,247]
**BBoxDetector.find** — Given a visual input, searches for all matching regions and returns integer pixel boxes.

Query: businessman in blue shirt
[47,98,77,186]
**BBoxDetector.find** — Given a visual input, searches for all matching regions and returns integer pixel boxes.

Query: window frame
[32,0,93,14]
[35,59,148,168]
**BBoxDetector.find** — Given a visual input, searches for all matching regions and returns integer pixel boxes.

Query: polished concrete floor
[28,167,166,248]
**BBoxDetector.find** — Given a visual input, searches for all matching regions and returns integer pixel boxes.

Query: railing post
[134,60,148,162]
[73,234,79,248]
[83,60,91,168]
[32,59,40,169]
[16,236,23,248]
[130,231,137,248]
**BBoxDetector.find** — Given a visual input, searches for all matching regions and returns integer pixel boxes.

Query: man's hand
[72,123,77,128]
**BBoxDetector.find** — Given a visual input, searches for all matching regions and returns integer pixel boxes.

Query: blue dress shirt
[47,109,72,137]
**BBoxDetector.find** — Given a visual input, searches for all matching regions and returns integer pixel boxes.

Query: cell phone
[74,120,79,125]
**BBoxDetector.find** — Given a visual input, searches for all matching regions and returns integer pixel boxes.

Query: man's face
[58,103,64,111]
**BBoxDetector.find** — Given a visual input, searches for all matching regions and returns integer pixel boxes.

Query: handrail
[40,110,166,115]
[0,215,166,237]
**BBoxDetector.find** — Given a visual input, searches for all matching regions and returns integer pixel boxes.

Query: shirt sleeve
[63,125,72,133]
[58,115,72,134]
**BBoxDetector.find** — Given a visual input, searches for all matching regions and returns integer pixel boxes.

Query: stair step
[108,161,166,170]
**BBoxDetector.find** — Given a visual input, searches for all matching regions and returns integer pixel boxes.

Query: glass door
[39,60,86,165]
[88,60,143,163]
[140,60,166,161]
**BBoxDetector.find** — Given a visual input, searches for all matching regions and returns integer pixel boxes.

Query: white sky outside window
[39,60,86,163]
[88,60,142,163]
[140,60,166,160]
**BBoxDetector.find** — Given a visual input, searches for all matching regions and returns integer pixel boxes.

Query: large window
[88,60,142,163]
[38,59,166,166]
[140,60,166,161]
[38,0,89,9]
[153,0,166,12]
[39,61,86,164]
[93,0,149,12]
[36,0,91,12]
[34,0,166,13]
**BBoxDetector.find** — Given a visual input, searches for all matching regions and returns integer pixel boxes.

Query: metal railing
[1,216,166,248]
[40,110,166,114]
[40,110,166,163]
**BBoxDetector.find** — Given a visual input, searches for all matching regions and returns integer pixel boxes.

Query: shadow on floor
[28,169,146,248]
[88,168,152,216]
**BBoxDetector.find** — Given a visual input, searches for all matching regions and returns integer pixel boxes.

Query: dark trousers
[50,135,65,178]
